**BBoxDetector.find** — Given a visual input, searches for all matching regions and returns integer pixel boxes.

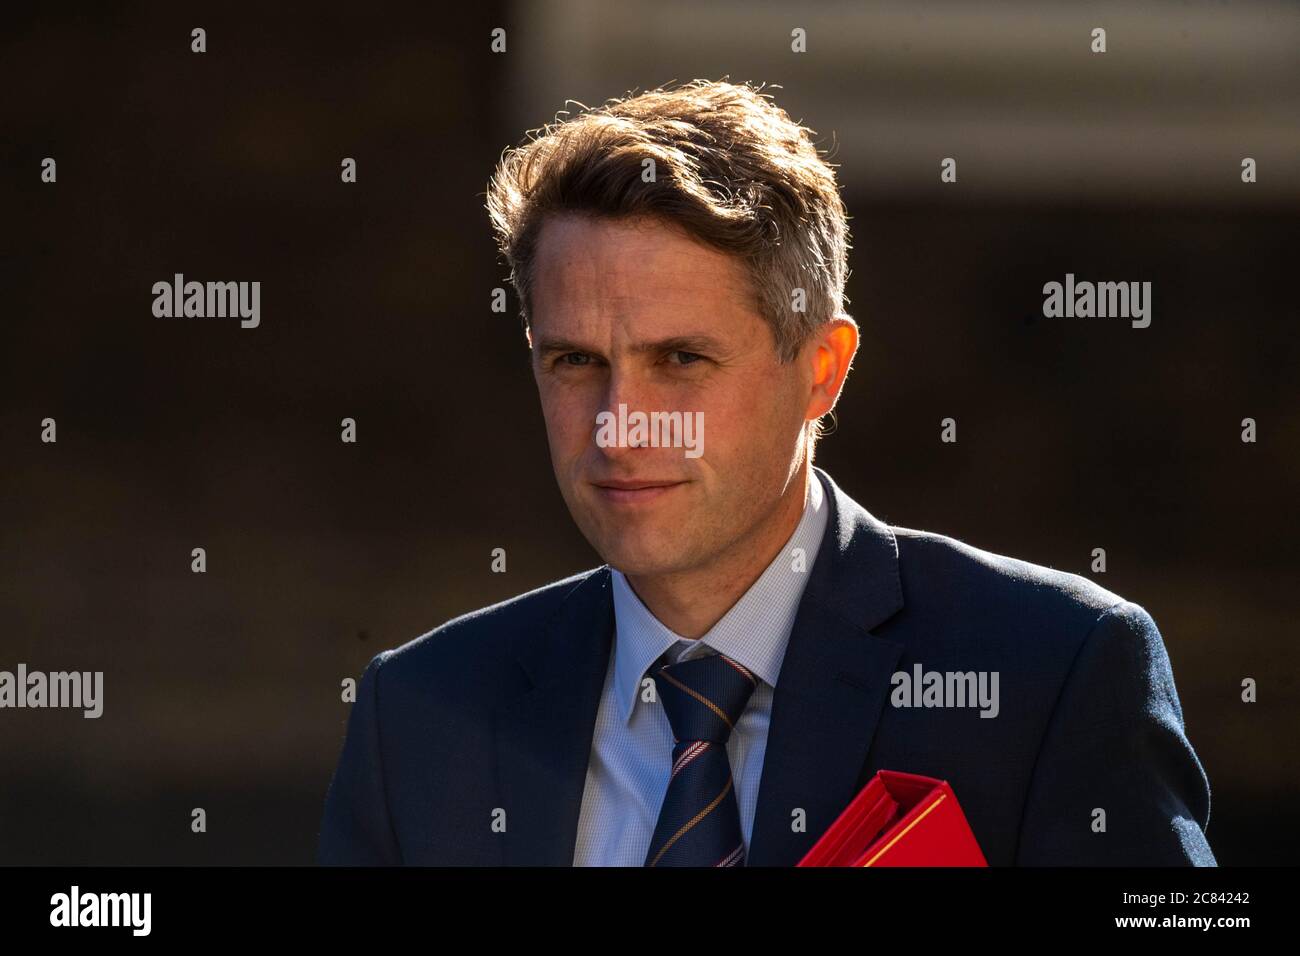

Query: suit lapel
[746,467,905,866]
[493,568,615,865]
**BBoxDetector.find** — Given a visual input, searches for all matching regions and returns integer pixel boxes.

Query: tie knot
[653,651,759,744]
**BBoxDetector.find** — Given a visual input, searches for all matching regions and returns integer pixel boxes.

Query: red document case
[797,770,987,866]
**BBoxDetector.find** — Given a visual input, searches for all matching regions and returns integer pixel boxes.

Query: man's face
[528,213,814,577]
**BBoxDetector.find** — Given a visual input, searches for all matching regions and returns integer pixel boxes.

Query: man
[317,80,1215,866]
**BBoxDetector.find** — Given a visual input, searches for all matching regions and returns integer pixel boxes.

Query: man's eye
[669,350,704,366]
[560,352,591,366]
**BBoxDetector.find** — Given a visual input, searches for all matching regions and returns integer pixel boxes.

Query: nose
[594,365,662,454]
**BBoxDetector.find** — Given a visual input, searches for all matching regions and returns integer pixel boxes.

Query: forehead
[530,214,757,333]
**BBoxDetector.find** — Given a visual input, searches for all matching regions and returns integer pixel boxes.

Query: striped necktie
[644,650,760,867]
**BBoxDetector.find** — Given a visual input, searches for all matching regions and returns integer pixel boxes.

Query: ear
[803,314,859,423]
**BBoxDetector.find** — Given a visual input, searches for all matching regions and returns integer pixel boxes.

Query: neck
[624,464,812,639]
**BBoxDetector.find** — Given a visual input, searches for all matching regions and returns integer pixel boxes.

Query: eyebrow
[534,334,728,360]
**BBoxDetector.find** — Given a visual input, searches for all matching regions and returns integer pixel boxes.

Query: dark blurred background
[1,1,1296,864]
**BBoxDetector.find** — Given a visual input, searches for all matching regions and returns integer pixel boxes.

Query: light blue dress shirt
[572,472,830,865]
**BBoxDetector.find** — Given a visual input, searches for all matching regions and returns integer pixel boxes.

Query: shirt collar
[610,471,828,723]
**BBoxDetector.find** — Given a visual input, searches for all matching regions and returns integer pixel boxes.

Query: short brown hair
[486,78,850,453]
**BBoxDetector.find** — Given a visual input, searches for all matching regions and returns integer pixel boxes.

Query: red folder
[797,770,987,866]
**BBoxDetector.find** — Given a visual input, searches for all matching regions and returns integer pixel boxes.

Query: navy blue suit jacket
[318,466,1216,865]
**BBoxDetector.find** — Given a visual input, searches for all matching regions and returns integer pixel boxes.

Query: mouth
[590,479,687,506]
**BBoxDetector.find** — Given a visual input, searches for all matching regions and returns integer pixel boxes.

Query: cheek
[539,386,592,450]
[707,377,787,439]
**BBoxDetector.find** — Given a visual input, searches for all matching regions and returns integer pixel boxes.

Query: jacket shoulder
[887,524,1132,636]
[366,566,605,694]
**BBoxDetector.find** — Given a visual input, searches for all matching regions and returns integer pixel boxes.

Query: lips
[593,479,681,490]
[591,478,685,505]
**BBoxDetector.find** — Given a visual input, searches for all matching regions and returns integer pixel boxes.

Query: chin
[601,542,685,577]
